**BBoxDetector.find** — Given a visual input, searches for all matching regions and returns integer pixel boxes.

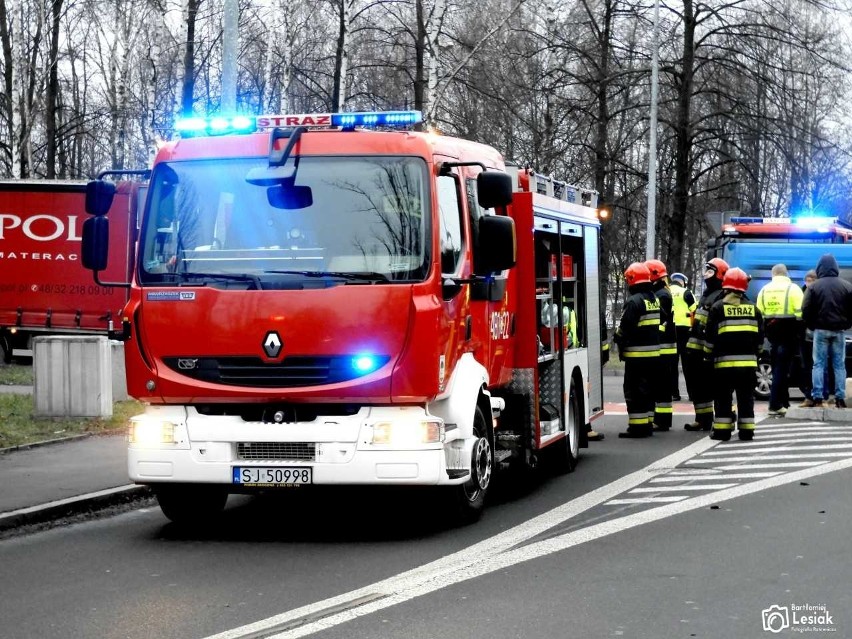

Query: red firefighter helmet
[704,257,729,280]
[645,259,668,281]
[722,267,749,293]
[625,262,651,286]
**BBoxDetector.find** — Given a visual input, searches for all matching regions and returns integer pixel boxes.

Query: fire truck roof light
[793,215,837,228]
[331,111,422,129]
[175,115,258,136]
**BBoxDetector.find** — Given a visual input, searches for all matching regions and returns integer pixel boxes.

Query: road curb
[0,432,93,455]
[0,484,152,532]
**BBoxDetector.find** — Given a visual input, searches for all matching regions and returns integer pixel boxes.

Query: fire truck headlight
[371,420,445,446]
[128,419,188,448]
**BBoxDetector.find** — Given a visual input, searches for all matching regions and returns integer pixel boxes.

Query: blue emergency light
[352,354,381,374]
[175,114,258,136]
[332,111,422,130]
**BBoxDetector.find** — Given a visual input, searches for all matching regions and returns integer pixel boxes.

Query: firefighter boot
[618,425,653,438]
[684,421,711,432]
[710,427,732,441]
[737,429,754,441]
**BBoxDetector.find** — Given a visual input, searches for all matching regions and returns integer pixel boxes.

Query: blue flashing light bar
[332,111,422,130]
[175,114,258,137]
[792,215,838,228]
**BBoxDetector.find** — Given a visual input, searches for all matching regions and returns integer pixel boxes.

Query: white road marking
[690,461,827,469]
[650,472,782,482]
[757,428,850,437]
[690,452,852,463]
[702,443,852,455]
[605,496,690,504]
[204,457,852,639]
[629,484,739,492]
[202,437,852,639]
[723,436,852,447]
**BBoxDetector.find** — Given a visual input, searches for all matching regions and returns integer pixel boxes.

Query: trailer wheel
[449,406,492,524]
[155,485,228,525]
[552,380,581,473]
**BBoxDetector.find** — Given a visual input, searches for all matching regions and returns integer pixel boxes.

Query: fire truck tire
[448,406,492,524]
[552,380,581,473]
[154,485,228,525]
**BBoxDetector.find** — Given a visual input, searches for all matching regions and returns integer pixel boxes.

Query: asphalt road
[0,378,848,639]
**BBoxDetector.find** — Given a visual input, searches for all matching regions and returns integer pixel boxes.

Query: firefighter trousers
[713,367,756,433]
[624,358,656,435]
[654,353,676,429]
[685,352,714,427]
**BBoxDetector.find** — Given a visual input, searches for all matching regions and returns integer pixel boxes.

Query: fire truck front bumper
[127,405,474,488]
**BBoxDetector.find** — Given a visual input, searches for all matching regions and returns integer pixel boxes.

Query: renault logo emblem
[262,331,283,358]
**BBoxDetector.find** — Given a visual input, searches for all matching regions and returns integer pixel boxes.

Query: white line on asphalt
[690,461,827,470]
[650,472,782,482]
[628,484,739,492]
[758,422,827,428]
[605,496,690,504]
[690,452,852,462]
[203,436,719,639]
[702,443,852,455]
[723,436,852,447]
[756,428,850,437]
[214,457,852,639]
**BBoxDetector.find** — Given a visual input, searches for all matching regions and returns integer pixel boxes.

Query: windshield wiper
[264,269,390,283]
[178,272,264,289]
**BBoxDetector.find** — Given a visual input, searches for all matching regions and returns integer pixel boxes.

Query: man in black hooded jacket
[801,253,852,408]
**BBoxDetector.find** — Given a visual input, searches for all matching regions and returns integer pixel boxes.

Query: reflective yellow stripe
[715,361,758,368]
[718,325,759,333]
[623,350,661,358]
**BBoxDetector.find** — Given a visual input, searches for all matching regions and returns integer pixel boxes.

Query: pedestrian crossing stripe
[603,420,852,507]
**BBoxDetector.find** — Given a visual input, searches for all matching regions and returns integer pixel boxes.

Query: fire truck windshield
[138,156,429,286]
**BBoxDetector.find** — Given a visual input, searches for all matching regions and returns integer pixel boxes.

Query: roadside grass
[0,364,142,448]
[0,363,34,386]
[0,395,142,448]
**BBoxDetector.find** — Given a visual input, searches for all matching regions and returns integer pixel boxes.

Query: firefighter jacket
[614,283,661,359]
[652,281,677,356]
[686,280,725,354]
[756,275,803,345]
[670,283,697,328]
[704,292,764,369]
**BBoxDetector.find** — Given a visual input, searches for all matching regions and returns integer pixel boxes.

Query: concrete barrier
[33,336,113,418]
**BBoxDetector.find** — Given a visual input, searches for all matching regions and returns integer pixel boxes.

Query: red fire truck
[81,111,606,523]
[0,181,139,363]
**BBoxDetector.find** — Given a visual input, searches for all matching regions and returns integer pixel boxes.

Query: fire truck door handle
[465,316,472,341]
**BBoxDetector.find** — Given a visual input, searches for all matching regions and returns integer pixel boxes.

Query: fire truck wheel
[552,381,581,473]
[155,485,228,525]
[450,406,492,524]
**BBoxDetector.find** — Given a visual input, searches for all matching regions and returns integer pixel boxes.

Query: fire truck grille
[162,355,390,388]
[237,442,316,461]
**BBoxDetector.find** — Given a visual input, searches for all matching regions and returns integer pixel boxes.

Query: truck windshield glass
[138,156,429,285]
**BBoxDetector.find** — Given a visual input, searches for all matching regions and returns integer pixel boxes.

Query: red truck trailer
[80,111,606,524]
[0,181,138,362]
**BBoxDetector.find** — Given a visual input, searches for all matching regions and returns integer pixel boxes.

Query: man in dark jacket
[801,254,852,408]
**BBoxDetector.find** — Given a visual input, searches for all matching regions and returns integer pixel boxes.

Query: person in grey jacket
[801,254,852,407]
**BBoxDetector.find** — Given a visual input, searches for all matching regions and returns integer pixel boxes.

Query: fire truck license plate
[232,467,312,486]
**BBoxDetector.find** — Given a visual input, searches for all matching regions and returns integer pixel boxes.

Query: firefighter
[669,272,697,400]
[684,257,730,431]
[614,262,660,438]
[704,267,764,441]
[645,259,677,431]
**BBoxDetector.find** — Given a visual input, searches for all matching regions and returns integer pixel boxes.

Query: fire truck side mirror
[82,216,110,271]
[85,180,116,216]
[475,215,516,275]
[477,171,512,209]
